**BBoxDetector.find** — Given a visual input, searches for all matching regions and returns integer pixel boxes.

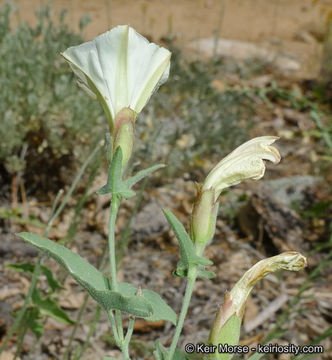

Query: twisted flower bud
[190,136,280,251]
[209,252,307,360]
[203,136,281,201]
[190,185,219,254]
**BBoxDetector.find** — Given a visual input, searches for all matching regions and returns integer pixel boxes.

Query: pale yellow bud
[113,108,136,168]
[209,252,307,359]
[190,185,219,254]
[203,136,281,201]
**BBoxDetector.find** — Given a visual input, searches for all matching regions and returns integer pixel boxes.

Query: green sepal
[163,209,213,276]
[17,233,152,317]
[118,282,177,325]
[123,163,166,189]
[6,262,65,293]
[31,289,74,325]
[212,314,241,360]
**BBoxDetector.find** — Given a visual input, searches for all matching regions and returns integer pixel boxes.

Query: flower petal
[62,25,171,129]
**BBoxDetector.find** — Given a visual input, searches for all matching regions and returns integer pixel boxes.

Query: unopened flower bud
[203,136,281,201]
[113,108,136,168]
[209,252,307,359]
[190,185,218,254]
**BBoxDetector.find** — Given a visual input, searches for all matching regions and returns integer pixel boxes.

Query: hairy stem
[167,266,198,360]
[108,195,125,344]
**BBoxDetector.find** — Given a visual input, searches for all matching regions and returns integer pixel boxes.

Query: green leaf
[141,289,177,325]
[94,289,153,317]
[31,289,74,325]
[124,164,166,189]
[174,267,216,279]
[97,147,123,195]
[247,353,266,360]
[197,268,216,279]
[174,349,188,360]
[18,233,152,317]
[163,209,212,274]
[6,262,65,292]
[118,283,177,325]
[118,188,136,199]
[25,308,44,339]
[154,340,168,360]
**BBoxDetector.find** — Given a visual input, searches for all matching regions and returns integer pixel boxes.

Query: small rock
[294,30,317,44]
[131,198,168,238]
[188,38,301,73]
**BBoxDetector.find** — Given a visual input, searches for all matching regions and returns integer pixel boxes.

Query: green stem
[167,266,198,360]
[122,317,135,360]
[108,310,121,344]
[108,195,125,342]
[109,195,120,291]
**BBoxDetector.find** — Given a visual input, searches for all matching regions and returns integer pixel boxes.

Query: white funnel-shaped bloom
[62,25,171,132]
[203,136,281,201]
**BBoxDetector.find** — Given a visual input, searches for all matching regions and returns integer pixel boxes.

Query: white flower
[61,25,171,132]
[203,136,281,200]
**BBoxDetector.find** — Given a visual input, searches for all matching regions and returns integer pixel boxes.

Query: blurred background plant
[0,1,104,198]
[0,0,251,201]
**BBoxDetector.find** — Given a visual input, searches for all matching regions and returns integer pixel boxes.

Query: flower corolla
[62,25,171,133]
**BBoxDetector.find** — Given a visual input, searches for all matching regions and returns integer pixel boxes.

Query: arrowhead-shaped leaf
[31,289,74,324]
[173,266,216,279]
[7,262,65,292]
[154,340,168,360]
[25,308,44,339]
[97,147,123,195]
[118,283,177,325]
[124,164,166,189]
[18,233,152,317]
[141,289,177,325]
[163,209,212,275]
